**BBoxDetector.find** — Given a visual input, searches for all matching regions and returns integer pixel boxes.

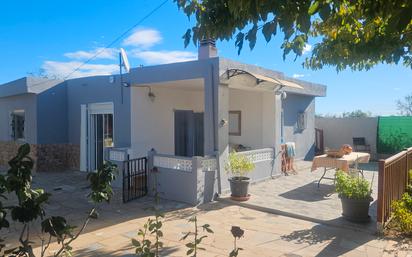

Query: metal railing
[123,157,148,203]
[377,147,412,228]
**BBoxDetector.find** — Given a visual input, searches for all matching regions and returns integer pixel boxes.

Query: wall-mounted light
[275,89,287,100]
[281,91,287,100]
[220,119,228,127]
[148,87,156,102]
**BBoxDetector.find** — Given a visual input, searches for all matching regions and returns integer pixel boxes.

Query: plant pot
[229,177,250,200]
[339,195,372,223]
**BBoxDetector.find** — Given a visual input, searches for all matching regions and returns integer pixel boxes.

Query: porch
[219,161,379,233]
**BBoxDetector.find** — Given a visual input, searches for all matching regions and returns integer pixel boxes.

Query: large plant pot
[340,196,372,223]
[229,177,250,201]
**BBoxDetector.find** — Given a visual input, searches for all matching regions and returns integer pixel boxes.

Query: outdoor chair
[352,137,371,153]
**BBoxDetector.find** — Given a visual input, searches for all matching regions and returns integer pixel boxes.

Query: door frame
[80,102,114,172]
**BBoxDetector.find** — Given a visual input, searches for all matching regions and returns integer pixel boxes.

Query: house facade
[0,42,326,204]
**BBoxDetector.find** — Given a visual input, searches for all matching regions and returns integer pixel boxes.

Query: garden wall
[315,117,378,159]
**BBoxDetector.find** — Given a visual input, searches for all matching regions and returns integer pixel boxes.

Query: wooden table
[311,152,370,187]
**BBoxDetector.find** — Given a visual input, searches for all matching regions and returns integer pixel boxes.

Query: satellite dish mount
[119,48,130,87]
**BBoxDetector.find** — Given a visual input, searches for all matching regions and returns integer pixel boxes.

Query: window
[229,111,241,136]
[11,110,25,140]
[297,111,307,131]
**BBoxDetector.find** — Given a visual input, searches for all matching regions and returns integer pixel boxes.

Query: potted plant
[335,170,373,223]
[225,151,255,201]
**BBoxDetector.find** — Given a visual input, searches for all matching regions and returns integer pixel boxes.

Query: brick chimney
[198,39,217,59]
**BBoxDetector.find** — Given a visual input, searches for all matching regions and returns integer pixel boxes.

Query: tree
[342,110,372,118]
[397,93,412,116]
[176,0,412,71]
[0,144,117,257]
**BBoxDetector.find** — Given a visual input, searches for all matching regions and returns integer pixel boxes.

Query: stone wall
[0,141,79,172]
[36,144,80,171]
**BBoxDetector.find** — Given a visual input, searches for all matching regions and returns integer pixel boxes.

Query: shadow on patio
[218,162,379,234]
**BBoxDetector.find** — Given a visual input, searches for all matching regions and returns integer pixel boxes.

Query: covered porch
[126,60,304,205]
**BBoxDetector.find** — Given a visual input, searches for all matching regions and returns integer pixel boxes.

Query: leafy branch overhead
[176,0,412,71]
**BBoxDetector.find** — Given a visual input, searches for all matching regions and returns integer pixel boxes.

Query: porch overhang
[221,69,303,91]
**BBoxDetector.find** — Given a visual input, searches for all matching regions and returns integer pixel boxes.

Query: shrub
[407,170,412,194]
[225,151,255,179]
[335,170,372,200]
[391,192,412,234]
[0,144,117,257]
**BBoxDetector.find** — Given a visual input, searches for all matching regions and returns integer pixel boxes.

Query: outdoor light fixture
[220,119,228,127]
[281,91,287,100]
[148,87,156,102]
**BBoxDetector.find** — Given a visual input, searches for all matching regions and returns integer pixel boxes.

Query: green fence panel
[377,116,412,154]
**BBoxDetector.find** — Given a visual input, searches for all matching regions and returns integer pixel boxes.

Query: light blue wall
[37,82,68,144]
[282,93,316,160]
[66,75,131,148]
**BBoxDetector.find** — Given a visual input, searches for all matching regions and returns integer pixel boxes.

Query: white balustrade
[153,155,217,172]
[153,155,193,172]
[238,148,274,163]
[200,157,217,171]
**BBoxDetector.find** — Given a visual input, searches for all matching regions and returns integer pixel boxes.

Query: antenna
[119,48,131,104]
[120,48,130,73]
[119,48,131,88]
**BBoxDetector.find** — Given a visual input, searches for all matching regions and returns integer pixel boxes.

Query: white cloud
[42,61,118,79]
[123,28,162,48]
[292,73,305,78]
[64,47,117,60]
[131,50,197,65]
[302,43,312,54]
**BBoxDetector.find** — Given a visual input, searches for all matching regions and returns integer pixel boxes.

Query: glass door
[89,113,113,170]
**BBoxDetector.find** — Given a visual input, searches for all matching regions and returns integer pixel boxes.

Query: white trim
[88,102,114,115]
[80,105,87,172]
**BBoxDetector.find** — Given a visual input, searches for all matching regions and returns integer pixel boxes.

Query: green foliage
[397,93,412,116]
[391,192,412,234]
[41,216,76,243]
[133,214,164,257]
[342,110,372,118]
[87,161,117,203]
[180,216,213,256]
[6,144,50,223]
[335,171,372,200]
[229,226,244,257]
[225,152,255,178]
[0,144,117,257]
[176,0,412,71]
[407,170,412,195]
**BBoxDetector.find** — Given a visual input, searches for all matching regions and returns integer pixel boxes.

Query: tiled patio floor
[220,161,379,234]
[2,166,411,256]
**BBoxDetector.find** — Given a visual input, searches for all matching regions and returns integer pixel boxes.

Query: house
[0,40,326,204]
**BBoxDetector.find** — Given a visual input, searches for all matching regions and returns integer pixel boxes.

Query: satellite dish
[120,48,130,73]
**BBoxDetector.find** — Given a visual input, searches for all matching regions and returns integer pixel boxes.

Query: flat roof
[0,77,64,98]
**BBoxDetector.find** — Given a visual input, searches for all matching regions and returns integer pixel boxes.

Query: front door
[174,110,204,157]
[90,113,113,170]
[85,102,114,171]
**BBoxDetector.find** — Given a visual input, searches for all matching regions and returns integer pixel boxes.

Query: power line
[25,0,169,89]
[28,0,169,88]
[63,0,169,80]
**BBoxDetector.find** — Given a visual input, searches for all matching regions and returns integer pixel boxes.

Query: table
[311,152,370,187]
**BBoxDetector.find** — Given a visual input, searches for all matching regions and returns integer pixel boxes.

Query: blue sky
[1,0,411,115]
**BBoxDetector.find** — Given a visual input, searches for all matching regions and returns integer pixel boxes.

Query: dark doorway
[174,110,204,157]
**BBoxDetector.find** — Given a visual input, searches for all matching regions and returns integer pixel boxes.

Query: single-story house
[0,40,326,204]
